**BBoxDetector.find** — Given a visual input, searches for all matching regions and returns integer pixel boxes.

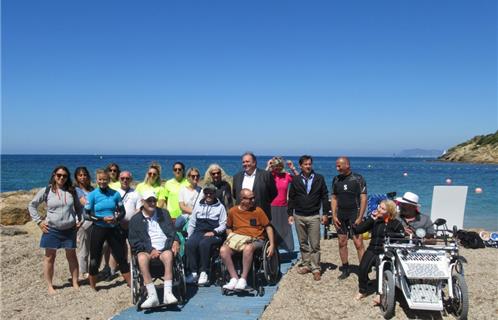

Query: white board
[430,186,468,230]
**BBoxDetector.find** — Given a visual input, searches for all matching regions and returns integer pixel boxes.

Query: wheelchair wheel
[263,241,280,285]
[130,257,142,309]
[449,273,469,320]
[380,270,395,319]
[173,255,187,304]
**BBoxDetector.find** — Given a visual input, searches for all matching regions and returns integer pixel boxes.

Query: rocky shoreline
[438,131,498,164]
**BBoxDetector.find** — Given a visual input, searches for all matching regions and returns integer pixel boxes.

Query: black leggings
[89,225,130,276]
[358,249,380,294]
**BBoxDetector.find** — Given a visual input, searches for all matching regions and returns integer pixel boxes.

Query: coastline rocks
[438,131,498,164]
[0,188,42,225]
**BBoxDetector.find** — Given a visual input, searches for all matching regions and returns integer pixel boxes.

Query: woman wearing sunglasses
[136,162,166,208]
[29,165,83,294]
[160,162,190,220]
[176,167,202,230]
[203,163,233,209]
[105,163,121,191]
[266,156,299,253]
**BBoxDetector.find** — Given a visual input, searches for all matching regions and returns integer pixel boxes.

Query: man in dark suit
[232,152,277,220]
[287,155,330,281]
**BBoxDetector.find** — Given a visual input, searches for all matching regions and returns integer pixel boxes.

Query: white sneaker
[163,291,178,305]
[223,278,238,290]
[198,272,209,285]
[141,294,159,308]
[234,278,247,290]
[185,273,198,284]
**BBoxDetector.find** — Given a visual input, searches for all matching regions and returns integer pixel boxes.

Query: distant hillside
[438,131,498,164]
[396,149,443,158]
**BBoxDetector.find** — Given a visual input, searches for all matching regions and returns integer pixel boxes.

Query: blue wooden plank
[113,227,302,320]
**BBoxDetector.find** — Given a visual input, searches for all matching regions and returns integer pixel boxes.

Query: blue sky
[2,0,497,156]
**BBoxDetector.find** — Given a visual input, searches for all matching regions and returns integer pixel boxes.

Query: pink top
[271,172,293,206]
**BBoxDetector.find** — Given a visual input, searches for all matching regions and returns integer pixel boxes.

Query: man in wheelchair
[396,192,435,241]
[220,189,275,291]
[128,190,181,308]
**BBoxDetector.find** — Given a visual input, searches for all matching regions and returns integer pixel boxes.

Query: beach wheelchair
[377,219,468,319]
[219,239,281,296]
[130,252,187,311]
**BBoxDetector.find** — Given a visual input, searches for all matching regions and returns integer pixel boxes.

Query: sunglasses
[190,174,200,179]
[148,172,158,176]
[55,173,68,179]
[145,198,157,203]
[210,171,221,175]
[109,168,118,172]
[173,168,183,172]
[120,177,131,181]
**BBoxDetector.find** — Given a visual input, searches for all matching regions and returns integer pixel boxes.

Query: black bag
[456,230,485,249]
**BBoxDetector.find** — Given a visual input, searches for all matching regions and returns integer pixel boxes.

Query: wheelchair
[130,252,187,311]
[377,219,468,319]
[219,239,280,296]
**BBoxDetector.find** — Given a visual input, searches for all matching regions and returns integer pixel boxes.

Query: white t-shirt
[178,186,201,214]
[118,188,140,221]
[144,212,168,251]
[242,170,256,191]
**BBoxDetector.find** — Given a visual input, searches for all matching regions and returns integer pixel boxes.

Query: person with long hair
[105,163,121,190]
[136,162,166,208]
[74,166,94,280]
[177,167,202,224]
[203,163,233,209]
[28,165,82,294]
[353,199,404,303]
[84,169,131,290]
[265,156,298,253]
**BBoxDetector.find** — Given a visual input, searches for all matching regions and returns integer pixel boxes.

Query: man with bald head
[331,157,367,280]
[220,188,275,291]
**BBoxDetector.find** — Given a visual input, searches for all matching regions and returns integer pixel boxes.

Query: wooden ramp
[113,230,300,320]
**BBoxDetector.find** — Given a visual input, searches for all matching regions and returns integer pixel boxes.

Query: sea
[1,155,497,230]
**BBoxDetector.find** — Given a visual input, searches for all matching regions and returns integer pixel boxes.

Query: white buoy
[475,187,483,194]
[446,178,452,185]
[403,172,408,177]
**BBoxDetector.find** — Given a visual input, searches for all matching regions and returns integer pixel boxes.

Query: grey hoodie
[28,188,79,230]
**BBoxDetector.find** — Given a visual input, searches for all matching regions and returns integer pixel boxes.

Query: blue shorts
[40,226,77,249]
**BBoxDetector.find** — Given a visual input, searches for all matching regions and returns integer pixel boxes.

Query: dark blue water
[1,155,497,229]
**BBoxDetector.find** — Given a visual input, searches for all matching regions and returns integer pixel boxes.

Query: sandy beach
[1,222,497,320]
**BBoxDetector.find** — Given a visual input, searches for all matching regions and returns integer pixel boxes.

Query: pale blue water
[1,155,497,229]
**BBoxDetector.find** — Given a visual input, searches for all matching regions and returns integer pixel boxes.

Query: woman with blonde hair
[265,156,298,252]
[176,167,202,230]
[353,199,404,303]
[136,162,166,207]
[203,163,233,209]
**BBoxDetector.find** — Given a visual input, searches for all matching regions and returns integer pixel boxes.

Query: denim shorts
[40,226,77,249]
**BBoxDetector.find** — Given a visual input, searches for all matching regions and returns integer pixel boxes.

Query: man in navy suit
[287,155,330,281]
[232,152,277,220]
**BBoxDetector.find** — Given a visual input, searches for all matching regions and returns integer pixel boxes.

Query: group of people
[29,153,435,311]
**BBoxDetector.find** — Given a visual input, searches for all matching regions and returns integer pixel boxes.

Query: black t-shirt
[332,172,367,218]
